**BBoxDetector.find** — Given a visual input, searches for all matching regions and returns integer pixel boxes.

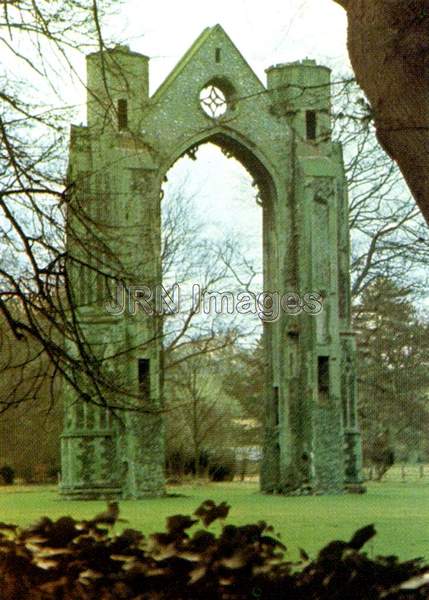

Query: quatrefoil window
[200,85,228,119]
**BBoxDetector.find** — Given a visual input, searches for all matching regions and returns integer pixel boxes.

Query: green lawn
[0,481,428,561]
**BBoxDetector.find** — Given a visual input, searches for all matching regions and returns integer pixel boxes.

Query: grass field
[0,481,428,562]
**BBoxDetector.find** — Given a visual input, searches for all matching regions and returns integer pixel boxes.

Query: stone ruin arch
[61,25,364,498]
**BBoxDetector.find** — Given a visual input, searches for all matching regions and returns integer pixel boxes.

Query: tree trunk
[334,0,429,224]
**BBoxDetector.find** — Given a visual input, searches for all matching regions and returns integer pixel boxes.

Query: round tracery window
[199,85,228,119]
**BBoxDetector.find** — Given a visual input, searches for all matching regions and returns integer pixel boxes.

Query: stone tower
[60,25,364,499]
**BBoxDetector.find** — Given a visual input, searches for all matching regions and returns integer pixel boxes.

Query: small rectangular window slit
[318,356,329,395]
[138,358,150,400]
[117,98,128,130]
[215,48,221,63]
[273,386,279,426]
[306,110,317,140]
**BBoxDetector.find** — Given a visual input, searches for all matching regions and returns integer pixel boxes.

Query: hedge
[0,499,428,599]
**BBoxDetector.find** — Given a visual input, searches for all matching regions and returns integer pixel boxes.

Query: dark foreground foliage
[0,499,428,599]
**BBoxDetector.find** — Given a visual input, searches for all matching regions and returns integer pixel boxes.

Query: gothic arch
[159,128,279,208]
[61,25,364,499]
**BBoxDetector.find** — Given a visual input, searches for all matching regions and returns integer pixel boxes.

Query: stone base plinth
[59,484,122,501]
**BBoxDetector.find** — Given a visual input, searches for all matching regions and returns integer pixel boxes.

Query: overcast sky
[105,0,350,93]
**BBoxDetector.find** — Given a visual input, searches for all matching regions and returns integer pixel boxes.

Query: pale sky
[104,0,350,94]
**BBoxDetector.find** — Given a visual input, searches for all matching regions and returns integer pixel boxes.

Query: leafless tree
[0,1,131,414]
[162,176,261,373]
[1,3,428,421]
[332,78,429,302]
[164,348,241,478]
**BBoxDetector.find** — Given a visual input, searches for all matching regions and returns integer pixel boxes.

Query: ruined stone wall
[62,26,363,499]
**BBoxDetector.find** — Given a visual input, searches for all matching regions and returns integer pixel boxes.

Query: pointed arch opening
[161,130,278,208]
[160,133,278,484]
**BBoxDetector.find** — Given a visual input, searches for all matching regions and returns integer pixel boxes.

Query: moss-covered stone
[61,25,363,498]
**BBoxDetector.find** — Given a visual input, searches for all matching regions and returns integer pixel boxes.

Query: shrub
[166,449,210,478]
[0,500,427,598]
[0,465,14,485]
[47,466,60,481]
[208,462,235,482]
[208,450,236,482]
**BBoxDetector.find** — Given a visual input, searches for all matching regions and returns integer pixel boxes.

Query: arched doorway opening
[160,138,273,483]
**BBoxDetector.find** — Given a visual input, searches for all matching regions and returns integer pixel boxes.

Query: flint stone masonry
[61,25,364,499]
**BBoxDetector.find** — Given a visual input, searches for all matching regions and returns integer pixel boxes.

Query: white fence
[364,463,429,482]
